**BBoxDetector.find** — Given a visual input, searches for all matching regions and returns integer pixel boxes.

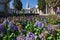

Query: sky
[9,0,38,9]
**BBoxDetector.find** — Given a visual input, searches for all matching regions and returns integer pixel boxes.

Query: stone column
[46,4,48,14]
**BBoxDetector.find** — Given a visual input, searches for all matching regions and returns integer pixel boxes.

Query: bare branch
[54,0,60,7]
[55,2,60,7]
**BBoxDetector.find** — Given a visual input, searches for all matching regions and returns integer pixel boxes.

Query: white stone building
[32,4,39,13]
[24,1,31,13]
[24,1,40,14]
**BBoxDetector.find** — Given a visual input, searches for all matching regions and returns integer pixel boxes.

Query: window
[0,5,4,12]
[0,0,3,2]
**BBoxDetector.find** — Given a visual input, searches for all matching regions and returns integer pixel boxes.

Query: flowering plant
[0,16,59,40]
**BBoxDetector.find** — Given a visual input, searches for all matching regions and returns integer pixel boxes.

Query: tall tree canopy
[14,0,22,11]
[38,0,46,10]
[45,0,60,7]
[45,0,60,14]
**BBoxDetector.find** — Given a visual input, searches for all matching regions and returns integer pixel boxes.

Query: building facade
[24,1,31,13]
[0,0,11,13]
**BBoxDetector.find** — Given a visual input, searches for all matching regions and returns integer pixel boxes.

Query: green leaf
[57,29,60,32]
[3,35,7,40]
[57,39,60,40]
[9,33,14,38]
[25,24,30,28]
[47,34,53,40]
[57,33,59,36]
[47,36,52,39]
[59,36,60,39]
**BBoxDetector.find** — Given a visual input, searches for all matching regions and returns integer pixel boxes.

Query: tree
[45,0,60,7]
[14,0,22,11]
[45,0,60,14]
[38,0,46,10]
[38,0,46,15]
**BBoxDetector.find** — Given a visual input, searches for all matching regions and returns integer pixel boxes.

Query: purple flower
[44,18,46,24]
[0,24,4,33]
[38,22,42,28]
[0,24,4,37]
[46,25,52,31]
[3,19,9,25]
[41,23,44,28]
[34,20,39,26]
[7,22,14,30]
[17,34,25,40]
[26,32,35,40]
[13,25,18,31]
[38,22,44,28]
[7,21,18,31]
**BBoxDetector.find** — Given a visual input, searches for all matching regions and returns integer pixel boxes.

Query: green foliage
[46,28,60,40]
[38,0,46,10]
[0,16,59,40]
[14,0,22,10]
[45,0,60,7]
[25,21,44,35]
[54,19,60,24]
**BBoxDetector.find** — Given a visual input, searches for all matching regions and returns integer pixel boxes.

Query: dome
[35,4,38,8]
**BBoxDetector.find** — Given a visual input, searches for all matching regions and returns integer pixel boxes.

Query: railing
[8,9,20,14]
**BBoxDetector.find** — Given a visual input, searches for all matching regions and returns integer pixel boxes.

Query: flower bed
[0,16,60,40]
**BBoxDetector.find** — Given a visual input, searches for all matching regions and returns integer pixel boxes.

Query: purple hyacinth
[13,25,18,31]
[38,22,44,28]
[44,18,46,24]
[17,34,25,40]
[41,23,44,28]
[38,22,42,28]
[0,24,4,37]
[7,21,14,30]
[0,24,4,32]
[46,25,52,31]
[7,21,18,31]
[26,32,35,40]
[3,19,9,25]
[8,24,18,31]
[34,20,39,26]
